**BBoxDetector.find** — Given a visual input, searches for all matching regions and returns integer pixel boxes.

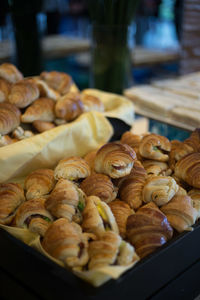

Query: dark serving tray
[0,220,200,300]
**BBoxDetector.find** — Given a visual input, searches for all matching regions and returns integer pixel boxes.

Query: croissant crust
[0,63,23,83]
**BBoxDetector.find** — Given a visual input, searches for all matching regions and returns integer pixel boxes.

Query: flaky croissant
[88,231,138,269]
[15,197,53,236]
[169,140,193,171]
[42,218,89,268]
[32,78,60,100]
[80,93,104,112]
[32,120,55,133]
[25,169,55,200]
[142,160,172,176]
[80,173,117,203]
[0,102,21,135]
[55,92,83,121]
[188,189,200,219]
[142,175,179,206]
[82,196,119,236]
[0,78,10,102]
[0,183,25,225]
[40,71,73,95]
[139,133,171,161]
[8,79,39,108]
[94,142,136,178]
[127,202,173,258]
[184,128,200,153]
[174,152,200,188]
[161,195,198,232]
[84,150,97,172]
[54,156,91,181]
[120,131,143,157]
[108,200,134,238]
[45,179,84,221]
[0,63,23,83]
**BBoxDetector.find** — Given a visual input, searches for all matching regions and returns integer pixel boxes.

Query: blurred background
[0,0,199,90]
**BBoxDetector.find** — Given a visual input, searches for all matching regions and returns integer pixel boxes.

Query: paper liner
[0,111,113,183]
[0,224,38,245]
[82,89,135,126]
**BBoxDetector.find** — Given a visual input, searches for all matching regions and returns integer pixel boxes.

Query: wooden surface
[0,35,179,66]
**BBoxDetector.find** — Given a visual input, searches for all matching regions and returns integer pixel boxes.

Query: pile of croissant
[0,63,104,147]
[0,128,200,273]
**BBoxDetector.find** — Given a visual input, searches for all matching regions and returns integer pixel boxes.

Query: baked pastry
[32,78,60,100]
[174,152,200,188]
[0,78,10,102]
[127,202,173,258]
[54,156,91,181]
[0,63,23,83]
[42,218,89,268]
[88,231,138,269]
[21,97,55,123]
[45,178,84,221]
[15,197,53,236]
[188,189,200,218]
[81,93,104,112]
[0,135,17,147]
[82,196,119,236]
[139,133,171,161]
[108,200,134,238]
[12,126,34,140]
[8,79,39,108]
[169,140,193,171]
[118,160,147,210]
[55,92,83,121]
[143,160,172,176]
[0,102,21,134]
[33,120,55,133]
[25,169,55,200]
[120,131,143,157]
[142,176,179,206]
[0,183,25,225]
[80,173,118,203]
[184,128,200,152]
[40,71,73,95]
[161,195,198,232]
[84,150,97,172]
[94,142,136,178]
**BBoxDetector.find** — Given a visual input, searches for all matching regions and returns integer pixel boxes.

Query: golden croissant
[0,63,23,83]
[120,131,143,158]
[142,160,172,176]
[0,183,25,225]
[15,197,53,236]
[42,218,89,268]
[81,93,104,112]
[161,195,198,232]
[184,128,200,153]
[21,97,55,123]
[54,156,91,181]
[8,79,39,108]
[80,173,118,203]
[32,120,55,133]
[32,78,60,100]
[0,78,10,102]
[25,169,55,200]
[84,150,97,172]
[94,142,136,178]
[188,189,200,219]
[169,140,193,171]
[40,71,73,95]
[139,133,171,161]
[55,92,83,121]
[0,102,21,135]
[142,175,179,206]
[127,202,173,258]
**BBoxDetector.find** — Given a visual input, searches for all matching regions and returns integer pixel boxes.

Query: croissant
[82,196,119,236]
[42,218,89,268]
[12,126,34,140]
[15,198,53,236]
[174,152,200,188]
[88,231,139,270]
[32,78,60,100]
[118,160,147,210]
[80,173,118,203]
[55,92,83,121]
[40,71,73,95]
[33,120,55,133]
[21,97,55,123]
[142,176,179,206]
[84,150,97,172]
[25,169,55,200]
[142,160,172,176]
[0,183,25,225]
[0,78,10,102]
[0,102,21,135]
[45,179,84,221]
[139,133,171,161]
[94,142,136,178]
[0,63,23,83]
[127,202,173,258]
[108,200,134,238]
[120,131,143,158]
[161,195,198,232]
[54,156,91,181]
[188,189,200,219]
[8,79,39,108]
[169,140,193,171]
[80,93,104,112]
[184,128,200,152]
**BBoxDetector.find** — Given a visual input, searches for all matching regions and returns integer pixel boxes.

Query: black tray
[0,220,200,300]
